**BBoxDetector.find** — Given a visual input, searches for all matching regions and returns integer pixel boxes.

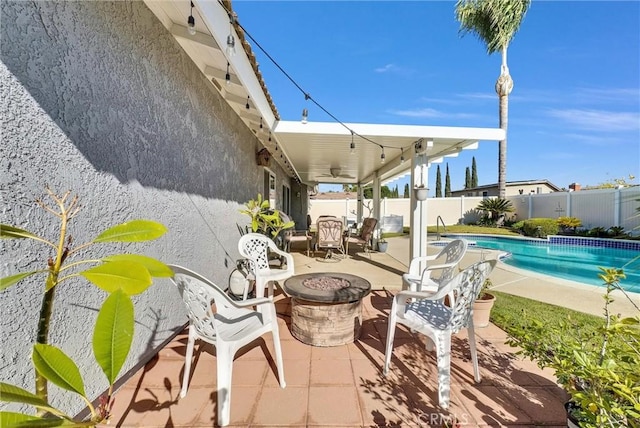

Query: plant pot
[472,293,496,328]
[565,401,581,428]
[377,241,389,253]
[414,187,428,201]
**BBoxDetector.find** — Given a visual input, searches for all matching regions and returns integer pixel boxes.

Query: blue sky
[232,1,639,195]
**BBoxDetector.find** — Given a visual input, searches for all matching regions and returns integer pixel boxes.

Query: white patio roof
[144,0,505,187]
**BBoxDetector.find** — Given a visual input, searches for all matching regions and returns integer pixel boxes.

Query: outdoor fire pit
[283,272,371,347]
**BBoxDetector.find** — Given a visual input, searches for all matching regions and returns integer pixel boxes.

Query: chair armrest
[407,255,438,275]
[232,296,273,308]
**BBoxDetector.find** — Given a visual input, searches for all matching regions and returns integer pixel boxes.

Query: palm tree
[477,197,514,225]
[455,0,531,198]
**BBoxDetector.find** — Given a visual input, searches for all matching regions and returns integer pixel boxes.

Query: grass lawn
[490,291,603,336]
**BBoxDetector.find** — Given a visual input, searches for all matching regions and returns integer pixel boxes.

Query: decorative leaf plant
[0,188,171,426]
[239,193,294,238]
[506,267,640,427]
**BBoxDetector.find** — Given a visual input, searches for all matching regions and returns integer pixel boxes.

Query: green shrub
[511,220,525,233]
[522,218,559,238]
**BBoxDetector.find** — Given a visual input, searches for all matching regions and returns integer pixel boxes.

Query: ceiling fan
[318,167,355,180]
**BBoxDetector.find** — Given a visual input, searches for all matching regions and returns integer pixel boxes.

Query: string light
[187,2,196,35]
[259,117,263,129]
[225,62,231,86]
[350,131,355,154]
[245,96,250,110]
[215,0,414,181]
[226,13,236,56]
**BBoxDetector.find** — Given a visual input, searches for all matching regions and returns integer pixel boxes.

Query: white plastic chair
[168,265,286,427]
[238,233,294,299]
[384,260,497,409]
[402,239,468,293]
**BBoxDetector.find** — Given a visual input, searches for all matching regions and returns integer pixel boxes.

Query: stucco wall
[1,0,290,415]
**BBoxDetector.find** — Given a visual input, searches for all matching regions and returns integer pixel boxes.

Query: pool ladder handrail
[436,215,447,241]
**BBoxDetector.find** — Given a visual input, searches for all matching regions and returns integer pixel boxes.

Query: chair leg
[435,333,452,409]
[180,324,196,398]
[216,345,234,427]
[271,322,286,388]
[467,320,481,383]
[383,306,398,375]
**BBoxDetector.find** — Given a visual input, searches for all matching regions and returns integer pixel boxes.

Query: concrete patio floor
[106,236,591,427]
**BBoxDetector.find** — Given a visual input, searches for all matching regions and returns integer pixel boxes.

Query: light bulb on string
[301,108,308,124]
[187,2,196,35]
[226,13,236,56]
[380,148,386,164]
[245,96,250,110]
[400,148,405,164]
[225,62,231,86]
[350,131,355,154]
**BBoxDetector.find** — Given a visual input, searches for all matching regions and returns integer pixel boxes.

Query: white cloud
[546,109,640,132]
[374,63,398,73]
[575,87,640,104]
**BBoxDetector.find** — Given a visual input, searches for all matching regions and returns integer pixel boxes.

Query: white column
[410,152,428,261]
[357,186,364,225]
[373,173,381,241]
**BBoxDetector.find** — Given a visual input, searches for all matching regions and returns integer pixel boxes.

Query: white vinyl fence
[308,187,640,235]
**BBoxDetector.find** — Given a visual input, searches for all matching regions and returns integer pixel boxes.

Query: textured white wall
[1,0,291,415]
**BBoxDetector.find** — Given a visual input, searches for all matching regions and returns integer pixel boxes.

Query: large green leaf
[93,290,134,384]
[102,255,173,277]
[92,220,167,243]
[0,412,74,427]
[80,261,152,295]
[0,383,63,417]
[0,225,44,240]
[32,344,85,397]
[0,271,38,291]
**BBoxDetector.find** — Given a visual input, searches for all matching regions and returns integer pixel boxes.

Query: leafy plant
[478,277,494,300]
[506,268,640,427]
[0,188,170,426]
[557,216,582,234]
[521,218,559,238]
[239,193,294,238]
[607,226,628,238]
[476,198,514,226]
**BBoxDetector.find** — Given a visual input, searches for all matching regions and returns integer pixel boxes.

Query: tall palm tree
[455,0,531,198]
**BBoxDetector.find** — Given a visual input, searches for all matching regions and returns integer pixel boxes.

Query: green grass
[490,290,603,337]
[427,224,520,236]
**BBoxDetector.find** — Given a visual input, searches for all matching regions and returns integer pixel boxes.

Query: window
[264,169,276,208]
[282,185,291,215]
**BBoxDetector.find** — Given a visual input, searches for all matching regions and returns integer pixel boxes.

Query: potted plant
[506,267,640,427]
[0,188,171,426]
[414,185,428,201]
[377,236,389,253]
[472,278,496,328]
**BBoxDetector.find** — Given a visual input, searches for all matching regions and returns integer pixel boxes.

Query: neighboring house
[451,180,562,197]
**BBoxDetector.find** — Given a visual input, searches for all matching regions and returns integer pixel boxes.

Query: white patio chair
[168,265,286,427]
[383,260,497,409]
[402,239,468,293]
[238,233,294,299]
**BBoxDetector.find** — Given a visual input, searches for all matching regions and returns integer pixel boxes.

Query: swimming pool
[441,235,640,293]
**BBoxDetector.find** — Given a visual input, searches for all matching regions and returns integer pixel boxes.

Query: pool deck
[388,235,640,318]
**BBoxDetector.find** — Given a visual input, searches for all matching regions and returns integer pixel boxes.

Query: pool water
[444,235,640,293]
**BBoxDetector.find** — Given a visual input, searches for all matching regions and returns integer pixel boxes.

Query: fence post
[614,189,621,227]
[566,192,572,218]
[460,196,465,225]
[528,193,533,219]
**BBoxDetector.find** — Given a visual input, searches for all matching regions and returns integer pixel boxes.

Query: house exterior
[1,1,305,415]
[451,180,562,198]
